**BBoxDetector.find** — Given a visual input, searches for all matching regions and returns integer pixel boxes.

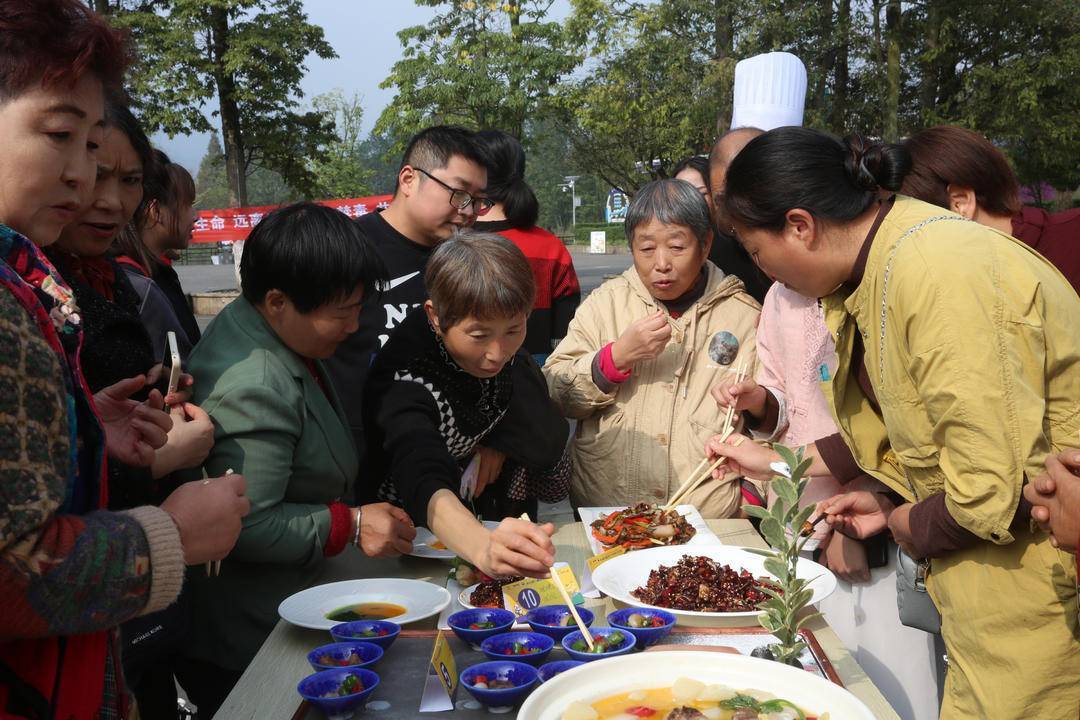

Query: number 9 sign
[516,587,542,610]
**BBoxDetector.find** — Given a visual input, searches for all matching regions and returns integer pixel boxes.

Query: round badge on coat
[708,331,740,365]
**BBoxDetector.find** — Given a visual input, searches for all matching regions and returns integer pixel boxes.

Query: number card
[501,563,582,618]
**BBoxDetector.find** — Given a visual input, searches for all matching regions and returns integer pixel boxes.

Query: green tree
[376,0,581,148]
[309,90,374,199]
[111,0,337,206]
[194,134,229,210]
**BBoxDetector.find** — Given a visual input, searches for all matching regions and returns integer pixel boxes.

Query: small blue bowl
[561,627,637,662]
[297,667,379,720]
[330,620,400,650]
[447,608,516,649]
[524,605,595,642]
[307,641,383,672]
[460,660,539,713]
[480,631,554,666]
[537,659,584,683]
[607,607,677,647]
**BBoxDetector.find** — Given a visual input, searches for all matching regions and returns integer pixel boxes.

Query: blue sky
[153,0,571,173]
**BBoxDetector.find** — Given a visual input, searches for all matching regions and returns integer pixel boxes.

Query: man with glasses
[327,125,491,458]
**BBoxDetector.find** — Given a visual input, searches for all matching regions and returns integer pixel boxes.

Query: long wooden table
[214,520,901,719]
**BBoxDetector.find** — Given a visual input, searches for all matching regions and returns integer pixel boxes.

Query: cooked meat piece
[631,555,779,612]
[666,708,708,720]
[731,710,759,720]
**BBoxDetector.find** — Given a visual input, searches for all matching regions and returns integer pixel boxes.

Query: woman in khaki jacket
[711,127,1079,719]
[544,179,761,518]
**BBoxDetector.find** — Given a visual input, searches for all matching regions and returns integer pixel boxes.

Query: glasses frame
[414,167,493,216]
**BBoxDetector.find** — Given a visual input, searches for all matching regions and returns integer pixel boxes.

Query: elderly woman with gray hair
[544,179,762,517]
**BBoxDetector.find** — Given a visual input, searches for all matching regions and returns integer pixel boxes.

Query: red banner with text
[191,194,394,244]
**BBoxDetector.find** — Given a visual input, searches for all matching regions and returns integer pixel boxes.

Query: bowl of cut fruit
[525,605,595,643]
[606,608,676,647]
[329,620,400,650]
[306,641,383,672]
[447,608,517,649]
[480,631,554,666]
[460,660,538,714]
[297,668,379,720]
[561,627,637,662]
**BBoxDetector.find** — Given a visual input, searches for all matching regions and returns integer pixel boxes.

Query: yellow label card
[501,565,581,618]
[586,545,627,573]
[429,629,457,697]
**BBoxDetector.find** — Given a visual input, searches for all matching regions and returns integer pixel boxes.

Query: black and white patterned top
[361,309,514,521]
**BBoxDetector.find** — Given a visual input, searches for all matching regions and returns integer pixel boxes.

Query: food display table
[213,520,901,719]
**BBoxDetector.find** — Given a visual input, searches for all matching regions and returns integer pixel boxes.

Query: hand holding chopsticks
[521,514,594,650]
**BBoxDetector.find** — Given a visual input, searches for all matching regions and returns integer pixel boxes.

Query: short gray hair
[625,179,712,247]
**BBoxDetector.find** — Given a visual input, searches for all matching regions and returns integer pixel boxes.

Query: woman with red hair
[0,2,248,717]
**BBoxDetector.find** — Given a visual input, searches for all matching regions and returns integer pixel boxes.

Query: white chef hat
[730,51,808,131]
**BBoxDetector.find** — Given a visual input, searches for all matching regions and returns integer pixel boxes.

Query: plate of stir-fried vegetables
[580,503,719,555]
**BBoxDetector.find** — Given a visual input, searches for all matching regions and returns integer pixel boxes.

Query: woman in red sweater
[473,130,580,362]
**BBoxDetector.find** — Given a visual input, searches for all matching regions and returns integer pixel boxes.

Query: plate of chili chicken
[591,545,837,626]
[579,503,719,556]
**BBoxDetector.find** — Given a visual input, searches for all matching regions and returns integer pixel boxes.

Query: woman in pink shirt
[714,282,942,720]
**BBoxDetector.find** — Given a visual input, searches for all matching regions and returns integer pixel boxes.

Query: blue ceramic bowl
[460,660,539,713]
[480,631,554,666]
[447,608,517,649]
[561,627,637,662]
[297,668,379,720]
[307,641,383,672]
[606,607,677,647]
[524,605,595,642]
[329,621,400,650]
[537,659,584,683]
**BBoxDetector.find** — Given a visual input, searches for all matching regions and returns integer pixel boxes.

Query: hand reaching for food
[820,491,897,540]
[706,434,776,481]
[479,517,556,579]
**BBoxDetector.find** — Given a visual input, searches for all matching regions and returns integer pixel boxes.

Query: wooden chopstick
[667,435,746,508]
[550,567,593,649]
[205,469,234,577]
[663,457,710,509]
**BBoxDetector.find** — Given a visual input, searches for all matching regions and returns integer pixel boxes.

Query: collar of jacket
[224,295,357,478]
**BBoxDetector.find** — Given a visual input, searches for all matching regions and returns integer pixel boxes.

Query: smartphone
[155,330,182,401]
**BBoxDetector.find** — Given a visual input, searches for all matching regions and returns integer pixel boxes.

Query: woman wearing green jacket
[710,127,1080,719]
[177,203,417,716]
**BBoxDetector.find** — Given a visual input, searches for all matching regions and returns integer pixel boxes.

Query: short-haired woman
[178,203,417,715]
[545,178,761,517]
[474,130,580,361]
[710,126,1080,718]
[900,124,1080,295]
[363,231,568,579]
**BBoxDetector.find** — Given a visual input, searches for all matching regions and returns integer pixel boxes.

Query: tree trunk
[93,0,110,13]
[918,1,941,121]
[209,6,248,207]
[812,0,835,117]
[713,0,733,61]
[884,0,902,142]
[508,4,524,139]
[830,0,851,131]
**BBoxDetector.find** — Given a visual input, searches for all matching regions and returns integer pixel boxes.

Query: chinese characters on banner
[191,194,394,244]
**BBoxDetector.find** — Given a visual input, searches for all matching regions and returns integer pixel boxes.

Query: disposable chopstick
[550,566,594,649]
[667,435,746,508]
[663,457,710,509]
[205,469,234,577]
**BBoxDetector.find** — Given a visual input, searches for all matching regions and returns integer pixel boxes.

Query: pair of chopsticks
[664,361,749,509]
[519,513,595,650]
[205,468,234,577]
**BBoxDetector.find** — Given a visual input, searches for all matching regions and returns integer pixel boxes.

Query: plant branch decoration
[742,444,821,666]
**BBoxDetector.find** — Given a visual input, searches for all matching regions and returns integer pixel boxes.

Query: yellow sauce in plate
[325,602,406,622]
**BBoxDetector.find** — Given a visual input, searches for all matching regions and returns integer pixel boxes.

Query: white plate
[578,504,721,556]
[517,650,874,720]
[409,520,502,560]
[458,581,485,610]
[591,545,837,626]
[278,578,451,630]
